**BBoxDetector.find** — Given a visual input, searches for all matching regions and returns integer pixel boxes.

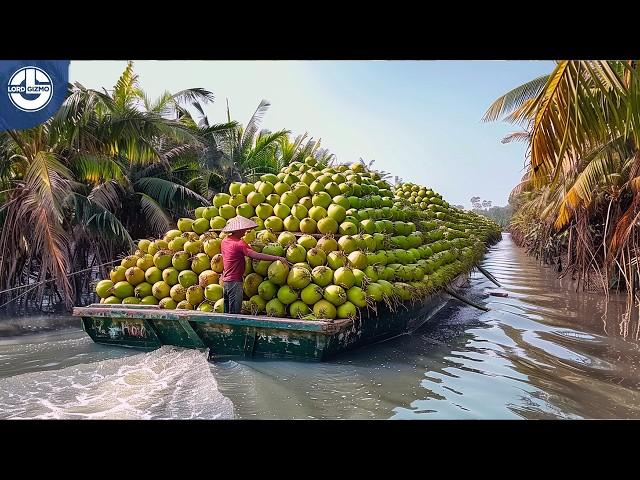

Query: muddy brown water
[1,233,639,419]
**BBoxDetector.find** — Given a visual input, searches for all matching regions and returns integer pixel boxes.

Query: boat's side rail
[73,305,349,334]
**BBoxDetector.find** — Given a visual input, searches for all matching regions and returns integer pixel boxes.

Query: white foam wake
[0,346,234,419]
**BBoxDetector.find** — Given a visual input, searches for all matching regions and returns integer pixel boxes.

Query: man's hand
[279,257,294,267]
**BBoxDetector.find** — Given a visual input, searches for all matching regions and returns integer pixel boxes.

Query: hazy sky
[69,60,554,208]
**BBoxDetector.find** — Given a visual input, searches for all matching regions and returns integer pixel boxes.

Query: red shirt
[221,237,251,281]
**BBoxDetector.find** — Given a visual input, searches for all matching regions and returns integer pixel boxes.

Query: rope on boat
[444,286,490,312]
[0,258,123,307]
[475,264,502,288]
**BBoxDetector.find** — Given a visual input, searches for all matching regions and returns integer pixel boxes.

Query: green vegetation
[0,62,334,311]
[485,60,640,337]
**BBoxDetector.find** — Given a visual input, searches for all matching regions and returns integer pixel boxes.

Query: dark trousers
[223,281,244,314]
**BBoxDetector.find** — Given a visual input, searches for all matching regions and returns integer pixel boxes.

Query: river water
[1,233,639,419]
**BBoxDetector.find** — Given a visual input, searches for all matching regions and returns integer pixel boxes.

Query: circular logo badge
[7,66,53,112]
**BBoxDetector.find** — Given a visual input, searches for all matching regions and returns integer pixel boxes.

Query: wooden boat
[73,275,468,361]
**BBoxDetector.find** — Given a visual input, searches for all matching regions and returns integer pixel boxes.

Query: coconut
[213,299,224,313]
[300,283,324,305]
[162,268,179,286]
[309,206,327,222]
[138,239,151,253]
[178,270,198,289]
[265,298,286,317]
[289,300,311,318]
[277,285,298,305]
[164,229,182,242]
[186,253,206,275]
[299,218,317,234]
[121,255,138,269]
[210,254,224,274]
[213,192,231,207]
[255,280,277,302]
[255,203,274,220]
[274,182,290,196]
[95,280,114,299]
[110,266,127,283]
[299,196,313,211]
[184,240,203,255]
[210,216,227,229]
[363,265,379,282]
[306,248,327,268]
[141,267,160,285]
[177,218,194,232]
[243,273,263,297]
[336,301,357,319]
[199,270,219,288]
[291,204,308,221]
[112,281,134,299]
[316,235,338,254]
[277,231,296,248]
[251,260,270,277]
[317,217,339,234]
[311,266,334,287]
[339,222,358,236]
[287,266,312,290]
[297,234,317,250]
[333,267,356,289]
[198,302,214,312]
[136,254,154,271]
[264,216,284,232]
[347,251,368,270]
[186,285,204,305]
[176,300,194,310]
[170,251,190,271]
[262,243,285,257]
[103,296,122,304]
[159,297,177,309]
[134,282,152,298]
[327,251,347,270]
[249,295,267,313]
[141,295,159,305]
[204,284,223,302]
[170,284,187,302]
[324,285,347,306]
[346,286,367,308]
[286,244,307,263]
[267,260,290,286]
[313,299,337,320]
[266,194,280,207]
[280,191,298,208]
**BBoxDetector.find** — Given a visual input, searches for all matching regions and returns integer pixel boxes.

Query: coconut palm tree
[0,61,229,310]
[216,99,290,185]
[485,60,640,336]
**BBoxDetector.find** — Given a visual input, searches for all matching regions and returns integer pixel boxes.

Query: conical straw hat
[221,216,258,232]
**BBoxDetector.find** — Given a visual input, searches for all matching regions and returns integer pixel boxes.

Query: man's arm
[246,249,287,263]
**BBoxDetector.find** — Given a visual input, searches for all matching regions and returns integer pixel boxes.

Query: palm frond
[170,88,215,108]
[240,99,270,154]
[138,193,174,236]
[69,192,133,247]
[69,154,124,185]
[482,74,550,122]
[134,177,207,209]
[112,61,144,110]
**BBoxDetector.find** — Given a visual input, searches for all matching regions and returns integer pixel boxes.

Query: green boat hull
[73,276,465,361]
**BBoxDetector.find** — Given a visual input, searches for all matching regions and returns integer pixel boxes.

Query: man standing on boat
[220,216,289,314]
